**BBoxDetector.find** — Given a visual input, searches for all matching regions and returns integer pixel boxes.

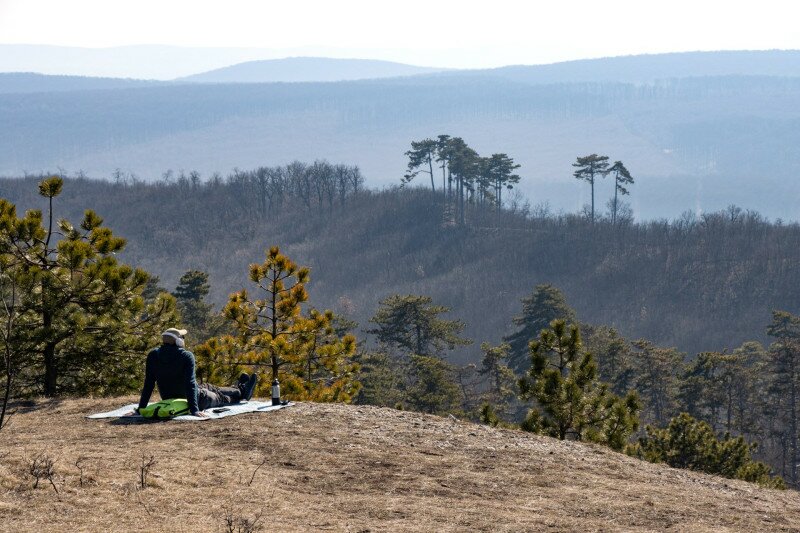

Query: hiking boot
[233,373,249,388]
[238,373,258,402]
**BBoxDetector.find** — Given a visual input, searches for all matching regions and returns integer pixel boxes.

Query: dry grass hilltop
[0,398,799,532]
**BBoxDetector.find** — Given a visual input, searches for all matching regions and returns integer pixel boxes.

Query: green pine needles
[628,413,785,489]
[0,177,179,402]
[518,319,640,451]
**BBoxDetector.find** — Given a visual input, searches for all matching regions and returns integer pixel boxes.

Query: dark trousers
[198,383,242,411]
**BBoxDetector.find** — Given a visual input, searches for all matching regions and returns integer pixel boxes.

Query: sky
[1,0,799,75]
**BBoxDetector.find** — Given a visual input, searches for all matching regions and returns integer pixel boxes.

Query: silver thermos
[271,378,281,406]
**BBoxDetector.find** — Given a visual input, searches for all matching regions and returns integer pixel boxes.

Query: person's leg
[215,385,242,403]
[197,383,241,411]
[197,383,231,411]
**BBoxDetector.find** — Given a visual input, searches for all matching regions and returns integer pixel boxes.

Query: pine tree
[0,177,179,396]
[766,310,800,486]
[445,138,479,226]
[369,294,471,357]
[478,342,517,416]
[728,342,768,438]
[403,138,439,191]
[607,160,634,225]
[628,412,785,489]
[199,247,359,401]
[352,351,407,407]
[485,153,521,219]
[678,351,731,432]
[631,339,683,426]
[572,154,610,224]
[172,270,222,343]
[582,325,636,395]
[289,308,359,401]
[504,284,576,374]
[142,275,167,303]
[519,320,640,450]
[0,255,38,429]
[406,354,460,414]
[172,269,211,302]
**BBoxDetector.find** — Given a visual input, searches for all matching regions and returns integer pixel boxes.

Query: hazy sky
[1,0,799,69]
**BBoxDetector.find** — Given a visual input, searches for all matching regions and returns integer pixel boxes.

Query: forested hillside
[1,174,796,357]
[0,73,162,93]
[5,169,800,487]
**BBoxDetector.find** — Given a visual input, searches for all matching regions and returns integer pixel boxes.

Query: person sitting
[134,327,257,417]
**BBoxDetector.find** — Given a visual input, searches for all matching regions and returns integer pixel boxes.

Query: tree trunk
[497,182,502,226]
[0,349,12,430]
[43,341,57,396]
[271,272,279,382]
[447,169,452,200]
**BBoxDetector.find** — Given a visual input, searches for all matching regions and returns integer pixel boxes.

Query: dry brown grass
[0,397,798,532]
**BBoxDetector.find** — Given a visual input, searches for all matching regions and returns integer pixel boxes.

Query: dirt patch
[0,398,797,532]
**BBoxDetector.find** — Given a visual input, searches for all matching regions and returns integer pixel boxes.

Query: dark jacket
[137,344,200,414]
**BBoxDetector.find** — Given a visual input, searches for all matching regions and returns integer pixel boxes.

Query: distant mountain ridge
[481,49,800,85]
[0,72,162,94]
[179,57,447,83]
[3,50,800,94]
[3,50,800,219]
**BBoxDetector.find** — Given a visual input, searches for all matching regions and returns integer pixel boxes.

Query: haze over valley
[3,49,800,219]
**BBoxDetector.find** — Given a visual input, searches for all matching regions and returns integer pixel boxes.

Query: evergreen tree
[478,342,517,416]
[519,320,640,450]
[766,310,800,486]
[728,342,769,438]
[676,349,765,436]
[446,138,479,225]
[0,177,178,396]
[142,275,167,303]
[607,160,634,226]
[0,257,38,429]
[678,351,732,432]
[172,270,222,343]
[572,154,610,224]
[199,247,359,402]
[194,335,247,389]
[435,134,452,196]
[406,354,460,414]
[628,412,785,489]
[172,269,211,301]
[290,308,360,401]
[353,351,407,408]
[369,294,471,357]
[403,138,439,191]
[582,325,635,395]
[486,153,521,219]
[504,284,576,374]
[631,340,683,426]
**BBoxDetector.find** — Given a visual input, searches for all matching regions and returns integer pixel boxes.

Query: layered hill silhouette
[0,72,162,94]
[2,50,800,218]
[179,57,446,83]
[0,397,796,532]
[481,49,800,84]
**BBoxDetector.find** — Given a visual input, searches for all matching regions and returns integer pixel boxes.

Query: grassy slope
[0,398,797,532]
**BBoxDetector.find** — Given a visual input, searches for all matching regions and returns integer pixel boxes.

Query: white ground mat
[87,401,292,421]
